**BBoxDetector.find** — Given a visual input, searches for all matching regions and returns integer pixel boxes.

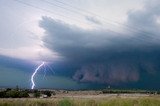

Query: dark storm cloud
[39,0,160,86]
[0,55,34,72]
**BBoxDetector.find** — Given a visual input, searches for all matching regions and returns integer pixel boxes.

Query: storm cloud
[39,0,160,86]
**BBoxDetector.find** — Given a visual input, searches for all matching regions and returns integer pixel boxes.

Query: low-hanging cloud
[39,0,160,85]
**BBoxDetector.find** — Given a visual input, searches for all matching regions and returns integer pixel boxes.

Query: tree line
[102,89,160,94]
[0,86,55,98]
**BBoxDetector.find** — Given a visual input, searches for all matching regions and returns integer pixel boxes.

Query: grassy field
[0,95,160,106]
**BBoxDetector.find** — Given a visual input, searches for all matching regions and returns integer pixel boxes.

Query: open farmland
[0,94,160,106]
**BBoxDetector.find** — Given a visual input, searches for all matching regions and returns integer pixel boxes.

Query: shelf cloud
[39,0,160,85]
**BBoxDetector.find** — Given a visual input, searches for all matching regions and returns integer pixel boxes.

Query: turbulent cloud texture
[39,0,160,86]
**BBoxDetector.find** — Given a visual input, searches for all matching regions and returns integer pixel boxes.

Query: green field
[0,96,160,106]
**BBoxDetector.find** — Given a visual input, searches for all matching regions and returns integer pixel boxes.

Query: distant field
[0,94,160,106]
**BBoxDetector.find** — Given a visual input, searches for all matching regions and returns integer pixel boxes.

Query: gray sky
[1,0,160,89]
[0,0,145,61]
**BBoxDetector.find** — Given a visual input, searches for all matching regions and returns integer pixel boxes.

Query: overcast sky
[0,0,160,89]
[0,0,145,60]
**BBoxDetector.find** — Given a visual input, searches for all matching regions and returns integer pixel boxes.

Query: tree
[19,91,29,98]
[34,92,40,98]
[6,90,19,98]
[43,91,51,97]
[33,90,40,98]
[6,88,11,91]
[0,91,6,98]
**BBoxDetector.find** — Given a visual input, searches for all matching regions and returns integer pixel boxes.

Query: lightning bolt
[31,62,45,89]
